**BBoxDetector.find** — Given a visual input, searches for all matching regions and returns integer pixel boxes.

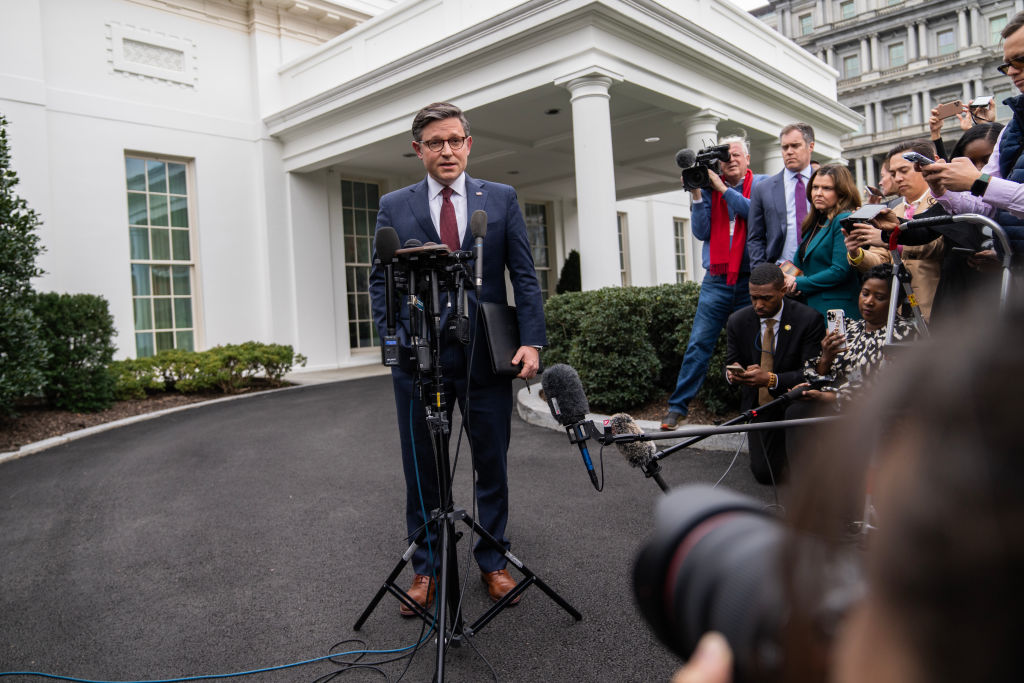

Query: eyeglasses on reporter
[418,136,468,152]
[996,55,1024,75]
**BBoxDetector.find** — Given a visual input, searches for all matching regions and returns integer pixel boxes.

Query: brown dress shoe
[399,573,435,617]
[480,568,521,605]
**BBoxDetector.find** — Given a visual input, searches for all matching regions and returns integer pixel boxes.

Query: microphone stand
[354,249,580,683]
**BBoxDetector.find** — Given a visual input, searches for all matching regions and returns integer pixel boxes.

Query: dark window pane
[171,229,190,260]
[349,324,358,349]
[151,228,171,260]
[341,180,352,207]
[136,332,155,357]
[367,184,379,210]
[355,267,368,291]
[133,298,152,330]
[344,235,356,260]
[152,266,171,295]
[153,298,173,328]
[130,227,150,259]
[176,330,194,351]
[172,266,191,295]
[128,192,148,225]
[170,195,188,227]
[174,298,193,327]
[347,293,357,318]
[357,236,370,263]
[147,160,167,193]
[132,264,151,296]
[126,158,146,191]
[357,292,369,320]
[353,182,366,209]
[155,331,175,352]
[358,322,371,348]
[149,194,168,226]
[356,209,368,236]
[167,163,187,195]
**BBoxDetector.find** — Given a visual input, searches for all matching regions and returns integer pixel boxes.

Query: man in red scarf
[662,136,768,430]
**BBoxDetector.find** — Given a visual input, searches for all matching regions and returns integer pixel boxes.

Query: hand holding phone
[903,151,935,166]
[726,362,745,376]
[826,309,848,351]
[934,100,964,120]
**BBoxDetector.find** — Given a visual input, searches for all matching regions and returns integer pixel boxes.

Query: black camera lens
[633,485,786,683]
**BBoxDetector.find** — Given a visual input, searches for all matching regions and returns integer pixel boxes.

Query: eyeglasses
[996,55,1024,74]
[418,136,467,152]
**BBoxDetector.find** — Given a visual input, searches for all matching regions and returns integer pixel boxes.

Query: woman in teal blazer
[789,164,861,319]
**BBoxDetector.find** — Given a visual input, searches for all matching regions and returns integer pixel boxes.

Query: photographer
[645,296,1024,683]
[662,136,768,430]
[929,97,996,161]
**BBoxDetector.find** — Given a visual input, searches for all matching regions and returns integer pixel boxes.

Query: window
[617,212,630,286]
[839,1,855,20]
[888,42,906,67]
[842,53,860,78]
[991,15,1008,45]
[126,156,196,357]
[799,13,813,36]
[340,179,379,350]
[937,28,956,55]
[673,219,689,283]
[890,108,910,130]
[524,202,552,298]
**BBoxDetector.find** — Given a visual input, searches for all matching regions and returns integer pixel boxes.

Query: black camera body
[678,144,731,191]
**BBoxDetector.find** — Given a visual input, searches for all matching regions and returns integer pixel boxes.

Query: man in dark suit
[747,122,816,268]
[725,263,825,484]
[369,102,545,615]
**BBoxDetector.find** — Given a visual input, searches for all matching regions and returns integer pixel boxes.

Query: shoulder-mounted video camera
[676,143,731,191]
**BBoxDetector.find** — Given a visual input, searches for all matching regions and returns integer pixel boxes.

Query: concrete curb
[515,385,747,453]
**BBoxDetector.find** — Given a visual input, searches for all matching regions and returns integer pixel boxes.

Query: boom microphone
[608,413,669,493]
[471,210,487,289]
[541,364,600,491]
[675,148,697,169]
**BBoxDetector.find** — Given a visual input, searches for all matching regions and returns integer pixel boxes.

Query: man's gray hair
[411,102,471,141]
[718,134,749,154]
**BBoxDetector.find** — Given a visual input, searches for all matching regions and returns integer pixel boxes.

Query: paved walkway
[0,370,772,683]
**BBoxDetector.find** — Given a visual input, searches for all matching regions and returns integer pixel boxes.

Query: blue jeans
[667,273,750,415]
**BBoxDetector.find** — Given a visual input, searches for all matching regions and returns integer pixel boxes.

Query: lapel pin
[475,192,483,196]
[784,324,791,331]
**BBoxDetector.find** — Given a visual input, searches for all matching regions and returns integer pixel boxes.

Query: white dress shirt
[426,173,467,246]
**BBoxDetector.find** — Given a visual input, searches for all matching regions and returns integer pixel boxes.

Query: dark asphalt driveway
[0,376,775,682]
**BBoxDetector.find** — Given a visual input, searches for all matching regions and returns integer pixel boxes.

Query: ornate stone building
[753,0,1023,187]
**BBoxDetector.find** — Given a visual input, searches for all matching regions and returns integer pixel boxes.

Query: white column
[970,5,981,45]
[974,79,985,101]
[826,45,835,67]
[816,0,825,25]
[860,37,870,71]
[907,23,917,60]
[855,156,865,189]
[685,109,724,163]
[958,9,969,48]
[918,22,928,58]
[555,69,624,291]
[864,104,875,134]
[865,157,877,188]
[759,142,785,176]
[870,33,880,71]
[963,82,972,104]
[874,101,884,134]
[911,91,922,124]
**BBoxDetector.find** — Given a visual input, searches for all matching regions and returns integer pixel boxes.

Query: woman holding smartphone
[785,164,861,319]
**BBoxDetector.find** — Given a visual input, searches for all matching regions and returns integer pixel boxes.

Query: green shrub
[542,283,739,415]
[0,115,47,415]
[32,292,117,412]
[110,358,162,400]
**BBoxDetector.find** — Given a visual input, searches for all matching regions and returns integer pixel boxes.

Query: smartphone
[951,246,978,254]
[826,309,848,350]
[970,96,993,108]
[839,203,888,231]
[903,151,935,166]
[726,363,745,374]
[866,185,882,196]
[935,100,963,120]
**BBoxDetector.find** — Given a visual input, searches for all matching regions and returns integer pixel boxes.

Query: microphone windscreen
[471,210,488,239]
[540,364,589,425]
[403,238,423,248]
[375,226,400,264]
[609,413,656,468]
[675,148,696,169]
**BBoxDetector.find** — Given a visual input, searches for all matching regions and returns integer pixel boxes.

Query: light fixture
[644,136,661,143]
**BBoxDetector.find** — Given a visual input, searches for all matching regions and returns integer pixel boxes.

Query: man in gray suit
[747,123,816,267]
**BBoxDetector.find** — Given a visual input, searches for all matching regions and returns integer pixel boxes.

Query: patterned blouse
[804,317,916,406]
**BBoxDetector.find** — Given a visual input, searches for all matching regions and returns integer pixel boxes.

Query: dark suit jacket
[368,174,546,377]
[725,299,826,410]
[747,169,788,266]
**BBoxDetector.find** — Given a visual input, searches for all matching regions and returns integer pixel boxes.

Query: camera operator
[748,122,815,269]
[920,12,1024,257]
[644,295,1024,683]
[661,136,768,430]
[845,141,944,321]
[368,102,545,615]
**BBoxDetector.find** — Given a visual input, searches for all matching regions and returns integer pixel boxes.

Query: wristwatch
[971,173,991,197]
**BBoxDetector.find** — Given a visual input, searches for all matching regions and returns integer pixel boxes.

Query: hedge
[542,283,738,415]
[111,343,307,400]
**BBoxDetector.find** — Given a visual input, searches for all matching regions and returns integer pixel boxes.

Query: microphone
[541,364,600,491]
[471,210,487,289]
[376,227,401,367]
[608,413,670,493]
[675,148,696,169]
